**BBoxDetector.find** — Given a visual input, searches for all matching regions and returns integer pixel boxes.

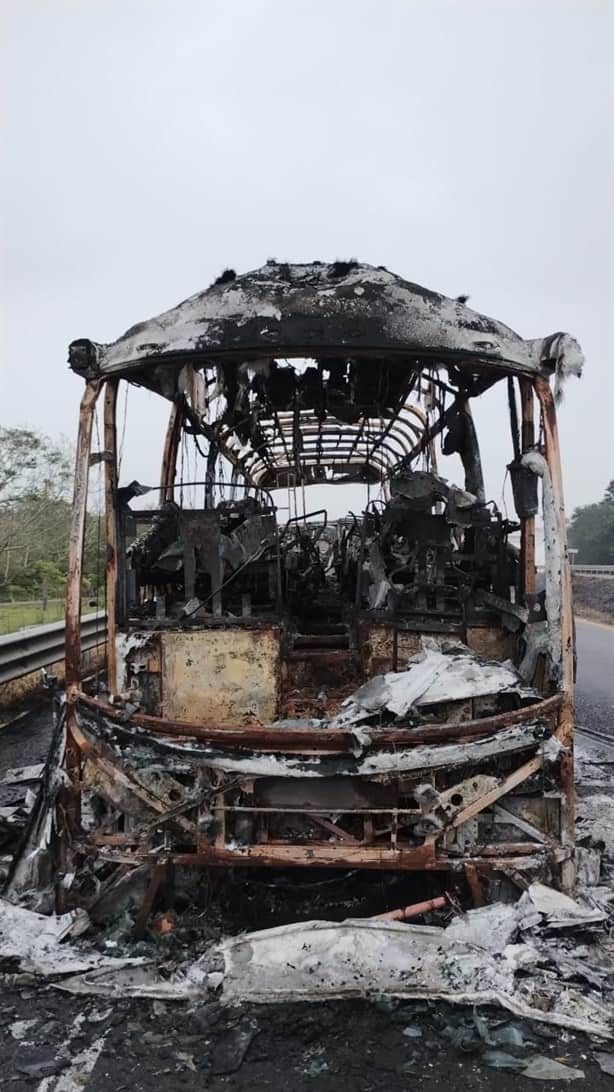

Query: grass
[0,599,99,636]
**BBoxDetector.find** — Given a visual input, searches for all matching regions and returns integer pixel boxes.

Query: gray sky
[2,0,612,514]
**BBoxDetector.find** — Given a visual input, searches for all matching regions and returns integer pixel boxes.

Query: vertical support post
[214,788,226,848]
[205,442,218,508]
[65,379,102,691]
[457,396,485,503]
[133,862,165,938]
[104,380,119,696]
[392,626,399,672]
[519,380,536,596]
[534,378,574,702]
[160,401,182,504]
[464,862,484,907]
[535,376,575,890]
[65,379,102,832]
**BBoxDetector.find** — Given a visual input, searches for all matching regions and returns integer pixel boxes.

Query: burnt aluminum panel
[160,628,281,724]
[68,261,583,382]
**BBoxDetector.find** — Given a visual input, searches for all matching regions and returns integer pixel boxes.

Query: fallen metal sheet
[443,901,520,951]
[3,709,66,908]
[0,763,44,785]
[216,915,613,1038]
[0,897,202,997]
[519,882,608,929]
[0,898,106,976]
[332,646,537,727]
[55,961,210,1000]
[331,651,449,724]
[2,887,612,1028]
[0,803,30,831]
[40,1030,111,1091]
[535,942,610,988]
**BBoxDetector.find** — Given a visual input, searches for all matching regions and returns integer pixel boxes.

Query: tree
[0,426,105,598]
[0,427,71,509]
[0,427,73,589]
[568,481,614,564]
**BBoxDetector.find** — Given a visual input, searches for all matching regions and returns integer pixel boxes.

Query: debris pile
[215,885,613,1038]
[1,721,613,1086]
[1,881,612,1040]
[329,639,538,727]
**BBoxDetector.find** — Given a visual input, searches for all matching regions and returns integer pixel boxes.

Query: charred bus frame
[62,261,583,907]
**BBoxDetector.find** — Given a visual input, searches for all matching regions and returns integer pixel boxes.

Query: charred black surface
[56,259,584,914]
[213,268,237,285]
[68,260,579,381]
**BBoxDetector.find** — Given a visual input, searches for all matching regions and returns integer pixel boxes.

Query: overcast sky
[2,0,612,515]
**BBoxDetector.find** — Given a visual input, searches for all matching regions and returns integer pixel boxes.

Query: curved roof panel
[68,261,583,383]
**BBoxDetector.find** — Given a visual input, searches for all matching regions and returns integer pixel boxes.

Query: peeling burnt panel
[328,258,359,278]
[213,268,236,286]
[58,261,584,921]
[67,261,585,382]
[67,337,101,380]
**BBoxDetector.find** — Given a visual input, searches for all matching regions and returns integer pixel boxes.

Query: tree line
[0,424,611,600]
[0,426,104,602]
[568,480,614,565]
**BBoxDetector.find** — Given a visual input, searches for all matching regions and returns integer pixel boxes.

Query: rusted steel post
[104,379,119,695]
[65,378,102,831]
[66,379,102,691]
[519,380,536,596]
[534,377,574,702]
[464,862,484,907]
[372,895,449,921]
[133,862,165,938]
[160,401,182,503]
[535,375,575,890]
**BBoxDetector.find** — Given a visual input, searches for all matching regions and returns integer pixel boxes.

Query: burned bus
[60,260,583,912]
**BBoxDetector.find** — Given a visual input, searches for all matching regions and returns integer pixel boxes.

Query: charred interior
[46,261,584,916]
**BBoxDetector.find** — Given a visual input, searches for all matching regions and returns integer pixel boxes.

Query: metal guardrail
[1,566,612,684]
[571,565,614,577]
[0,613,107,686]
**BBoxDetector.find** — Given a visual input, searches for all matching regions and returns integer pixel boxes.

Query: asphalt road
[2,991,608,1092]
[575,618,614,736]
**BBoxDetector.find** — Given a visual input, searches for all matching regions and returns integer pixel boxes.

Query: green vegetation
[0,425,104,624]
[0,599,66,634]
[0,599,98,636]
[568,481,614,564]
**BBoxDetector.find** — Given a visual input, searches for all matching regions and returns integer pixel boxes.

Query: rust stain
[160,628,281,723]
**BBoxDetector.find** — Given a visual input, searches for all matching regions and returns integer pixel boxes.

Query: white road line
[40,1034,109,1092]
[36,1012,109,1092]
